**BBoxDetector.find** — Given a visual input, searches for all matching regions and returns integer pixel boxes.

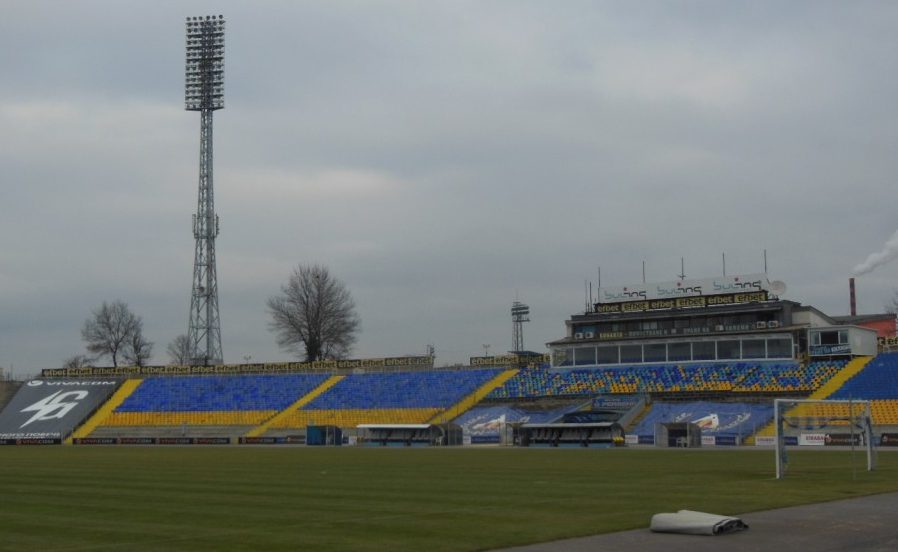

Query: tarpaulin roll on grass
[650,510,749,535]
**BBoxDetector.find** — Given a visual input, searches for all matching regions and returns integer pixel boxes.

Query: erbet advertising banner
[0,379,120,443]
[42,355,434,378]
[598,273,772,304]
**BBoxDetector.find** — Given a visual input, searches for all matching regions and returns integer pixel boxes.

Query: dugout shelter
[515,421,624,448]
[306,425,343,446]
[357,423,462,447]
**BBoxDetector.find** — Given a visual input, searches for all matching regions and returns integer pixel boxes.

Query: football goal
[774,398,875,479]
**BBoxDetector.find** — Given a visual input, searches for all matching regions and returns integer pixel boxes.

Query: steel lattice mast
[511,301,530,353]
[185,15,225,365]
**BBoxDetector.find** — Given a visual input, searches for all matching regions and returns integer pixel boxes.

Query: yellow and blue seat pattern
[102,373,330,426]
[270,369,502,429]
[487,360,848,399]
[828,352,898,424]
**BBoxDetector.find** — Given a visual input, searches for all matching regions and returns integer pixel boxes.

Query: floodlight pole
[511,301,530,353]
[185,15,225,365]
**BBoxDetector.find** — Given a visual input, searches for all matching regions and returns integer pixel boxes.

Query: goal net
[774,398,875,479]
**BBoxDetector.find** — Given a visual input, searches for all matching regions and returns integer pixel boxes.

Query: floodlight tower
[185,15,225,365]
[511,301,530,353]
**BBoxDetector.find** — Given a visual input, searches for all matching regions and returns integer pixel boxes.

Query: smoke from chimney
[852,229,898,276]
[849,277,857,317]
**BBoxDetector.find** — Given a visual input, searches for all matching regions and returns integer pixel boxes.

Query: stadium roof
[831,313,896,325]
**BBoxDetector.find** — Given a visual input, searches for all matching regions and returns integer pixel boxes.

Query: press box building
[548,274,887,369]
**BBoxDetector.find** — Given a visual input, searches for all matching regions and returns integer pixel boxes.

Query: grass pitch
[1,446,895,551]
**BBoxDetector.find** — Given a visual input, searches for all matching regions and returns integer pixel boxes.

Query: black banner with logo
[194,437,231,445]
[0,379,120,440]
[0,437,62,445]
[239,436,284,444]
[72,437,118,445]
[120,437,156,445]
[237,436,307,445]
[158,437,193,445]
[73,437,232,445]
[470,435,501,444]
[824,433,863,446]
[714,435,739,446]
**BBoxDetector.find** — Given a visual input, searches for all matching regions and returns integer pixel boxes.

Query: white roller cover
[650,510,749,535]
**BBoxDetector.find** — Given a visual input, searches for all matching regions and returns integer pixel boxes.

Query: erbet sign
[598,273,774,304]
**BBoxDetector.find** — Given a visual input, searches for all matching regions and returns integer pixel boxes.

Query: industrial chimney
[849,277,857,317]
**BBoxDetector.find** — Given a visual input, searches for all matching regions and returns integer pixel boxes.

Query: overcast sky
[3,1,898,377]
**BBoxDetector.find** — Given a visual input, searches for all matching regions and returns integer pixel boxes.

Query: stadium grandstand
[2,272,898,448]
[90,373,332,439]
[0,379,21,413]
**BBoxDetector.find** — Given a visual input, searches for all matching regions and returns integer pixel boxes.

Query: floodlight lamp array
[185,15,225,110]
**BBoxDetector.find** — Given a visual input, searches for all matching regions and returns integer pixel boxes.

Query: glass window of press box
[553,336,794,367]
[810,329,848,346]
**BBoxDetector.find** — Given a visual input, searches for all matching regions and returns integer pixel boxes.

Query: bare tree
[267,264,361,361]
[62,355,93,369]
[123,323,154,367]
[167,334,191,365]
[81,300,146,368]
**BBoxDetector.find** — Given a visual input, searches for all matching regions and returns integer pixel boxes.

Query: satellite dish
[769,280,787,296]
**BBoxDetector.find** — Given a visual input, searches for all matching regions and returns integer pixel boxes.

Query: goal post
[774,398,875,479]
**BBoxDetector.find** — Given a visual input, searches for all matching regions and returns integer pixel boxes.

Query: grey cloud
[3,1,898,375]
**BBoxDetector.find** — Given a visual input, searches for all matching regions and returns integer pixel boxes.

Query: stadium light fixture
[512,301,530,352]
[185,16,225,111]
[185,16,225,365]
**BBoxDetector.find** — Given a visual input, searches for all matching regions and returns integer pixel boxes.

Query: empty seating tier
[302,369,502,410]
[265,369,503,431]
[830,352,898,400]
[116,374,330,413]
[872,400,898,424]
[102,374,331,428]
[488,361,817,399]
[732,360,846,393]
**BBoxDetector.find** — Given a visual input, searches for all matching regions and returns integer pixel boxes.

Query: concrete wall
[0,381,23,412]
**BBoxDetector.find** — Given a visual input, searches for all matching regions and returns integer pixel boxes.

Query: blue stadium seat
[830,352,898,400]
[304,369,502,410]
[116,374,330,412]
